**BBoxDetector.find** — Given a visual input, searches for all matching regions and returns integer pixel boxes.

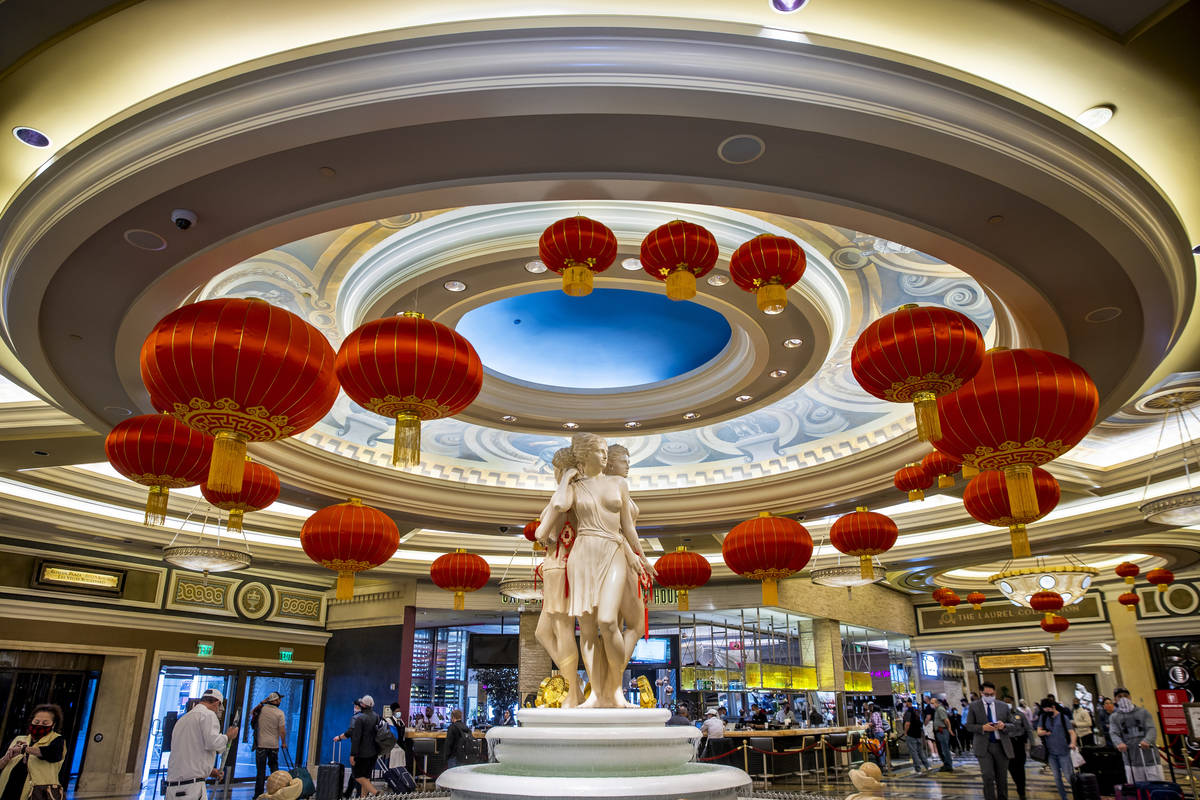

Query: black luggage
[317,741,346,800]
[1074,771,1103,800]
[377,757,417,792]
[1082,745,1126,795]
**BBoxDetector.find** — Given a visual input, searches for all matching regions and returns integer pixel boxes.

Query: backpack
[375,716,397,751]
[453,722,481,763]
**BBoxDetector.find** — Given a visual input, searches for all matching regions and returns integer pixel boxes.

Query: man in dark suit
[966,682,1014,800]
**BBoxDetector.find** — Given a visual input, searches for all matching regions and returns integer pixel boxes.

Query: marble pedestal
[437,708,750,800]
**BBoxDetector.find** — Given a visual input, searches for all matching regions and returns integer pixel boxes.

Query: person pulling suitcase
[1108,689,1163,783]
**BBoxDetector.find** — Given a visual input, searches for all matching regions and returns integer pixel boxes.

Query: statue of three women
[533,432,658,708]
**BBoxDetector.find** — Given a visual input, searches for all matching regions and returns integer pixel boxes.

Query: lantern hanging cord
[1141,409,1171,503]
[1175,402,1193,490]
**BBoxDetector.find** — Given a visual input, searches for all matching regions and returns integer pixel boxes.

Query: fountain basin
[437,762,751,800]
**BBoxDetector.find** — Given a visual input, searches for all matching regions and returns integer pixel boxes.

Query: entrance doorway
[142,663,315,792]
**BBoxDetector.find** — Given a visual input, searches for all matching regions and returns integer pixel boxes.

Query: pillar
[813,618,844,692]
[396,605,416,719]
[1106,591,1160,727]
[519,610,553,697]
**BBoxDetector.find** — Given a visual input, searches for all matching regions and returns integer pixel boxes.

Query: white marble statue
[535,433,655,708]
[533,447,583,707]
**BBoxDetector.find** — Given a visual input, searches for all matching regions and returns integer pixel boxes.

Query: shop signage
[916,595,1106,634]
[1157,689,1189,735]
[31,559,125,594]
[977,650,1052,671]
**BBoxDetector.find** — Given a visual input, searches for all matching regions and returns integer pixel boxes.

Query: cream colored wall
[76,653,143,797]
[777,577,917,636]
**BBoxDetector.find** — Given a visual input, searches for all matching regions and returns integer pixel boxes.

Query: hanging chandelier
[810,564,883,588]
[162,500,252,576]
[498,578,543,602]
[1137,389,1200,525]
[988,555,1098,608]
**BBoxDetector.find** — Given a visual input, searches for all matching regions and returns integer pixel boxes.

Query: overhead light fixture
[562,422,579,430]
[500,415,517,423]
[783,338,803,348]
[769,369,788,378]
[1076,104,1116,131]
[683,411,700,420]
[624,421,641,429]
[707,274,730,287]
[988,555,1099,609]
[443,280,467,292]
[621,258,642,271]
[162,509,252,576]
[499,578,543,602]
[769,0,808,11]
[810,564,882,588]
[525,260,548,274]
[1137,389,1200,525]
[735,394,753,403]
[12,127,51,148]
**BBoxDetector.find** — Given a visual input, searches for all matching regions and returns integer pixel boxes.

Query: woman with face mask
[0,704,66,800]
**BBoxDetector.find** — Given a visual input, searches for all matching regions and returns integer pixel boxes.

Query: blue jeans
[1048,751,1072,800]
[906,735,930,770]
[936,729,953,769]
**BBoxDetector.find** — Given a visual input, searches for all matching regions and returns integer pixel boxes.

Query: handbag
[280,747,316,799]
[30,786,65,800]
[1071,748,1087,769]
[1030,743,1048,762]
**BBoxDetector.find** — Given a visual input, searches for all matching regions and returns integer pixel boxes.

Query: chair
[413,737,438,790]
[748,737,781,789]
[826,732,854,779]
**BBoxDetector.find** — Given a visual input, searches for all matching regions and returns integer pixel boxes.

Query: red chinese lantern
[829,507,899,579]
[934,347,1098,519]
[105,414,213,525]
[963,468,1060,559]
[722,512,813,605]
[640,220,719,301]
[1115,562,1140,585]
[300,498,400,600]
[1041,614,1070,640]
[932,586,951,603]
[335,313,483,468]
[1030,590,1064,622]
[922,450,962,489]
[851,304,985,442]
[538,216,618,296]
[967,591,986,610]
[140,298,339,494]
[201,460,280,532]
[654,546,712,611]
[1118,591,1140,613]
[1147,568,1175,593]
[523,519,545,552]
[728,234,806,314]
[939,590,962,614]
[431,549,491,610]
[894,463,933,501]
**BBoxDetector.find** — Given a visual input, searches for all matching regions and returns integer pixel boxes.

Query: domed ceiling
[197,201,995,490]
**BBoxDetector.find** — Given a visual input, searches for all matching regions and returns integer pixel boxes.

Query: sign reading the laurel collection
[916,595,1106,634]
[32,560,125,595]
[976,650,1051,672]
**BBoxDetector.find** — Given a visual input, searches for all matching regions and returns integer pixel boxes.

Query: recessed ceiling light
[621,258,643,271]
[1076,104,1116,131]
[525,260,548,274]
[500,415,517,423]
[707,274,730,286]
[769,0,808,11]
[12,127,51,148]
[123,229,167,251]
[443,280,467,292]
[32,450,50,457]
[717,134,766,165]
[783,338,803,348]
[103,406,133,417]
[683,412,700,420]
[1084,306,1122,323]
[769,369,788,378]
[562,422,579,430]
[735,395,753,403]
[624,421,641,429]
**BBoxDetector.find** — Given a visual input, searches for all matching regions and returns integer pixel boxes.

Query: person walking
[1005,705,1031,800]
[1109,688,1163,782]
[1036,699,1077,800]
[332,695,379,797]
[251,691,287,798]
[1073,701,1094,748]
[903,698,932,773]
[160,689,238,800]
[443,710,475,768]
[931,697,954,773]
[1096,698,1115,748]
[966,682,1014,800]
[0,704,67,800]
[958,698,972,752]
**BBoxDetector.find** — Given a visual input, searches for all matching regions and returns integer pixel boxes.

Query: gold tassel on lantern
[756,283,788,315]
[1003,464,1039,519]
[454,590,466,611]
[761,578,779,606]
[144,486,169,526]
[961,463,979,479]
[336,571,355,600]
[908,488,925,502]
[860,554,875,581]
[209,431,248,493]
[393,412,421,468]
[1009,523,1031,559]
[666,269,696,301]
[947,605,957,615]
[1157,584,1168,593]
[677,589,690,612]
[226,508,245,533]
[912,391,942,442]
[562,264,594,297]
[938,474,956,489]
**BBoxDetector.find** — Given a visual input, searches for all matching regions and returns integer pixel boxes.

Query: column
[813,618,844,692]
[396,605,416,718]
[1106,590,1160,724]
[519,610,553,697]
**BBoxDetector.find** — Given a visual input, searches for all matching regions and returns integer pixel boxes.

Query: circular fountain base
[437,763,750,800]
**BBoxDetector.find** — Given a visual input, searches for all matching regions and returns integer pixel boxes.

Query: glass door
[229,671,314,781]
[142,666,237,790]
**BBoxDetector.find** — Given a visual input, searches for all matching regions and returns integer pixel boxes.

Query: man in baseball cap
[164,687,238,800]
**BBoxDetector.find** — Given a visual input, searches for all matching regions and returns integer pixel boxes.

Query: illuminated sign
[920,653,940,677]
[279,647,294,663]
[197,640,215,657]
[977,651,1050,671]
[32,560,125,595]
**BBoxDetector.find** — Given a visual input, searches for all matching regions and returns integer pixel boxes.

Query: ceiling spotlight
[562,422,580,430]
[624,421,642,429]
[769,0,809,11]
[12,127,51,148]
[683,411,700,421]
[769,369,788,378]
[735,394,753,403]
[783,338,803,348]
[525,260,548,274]
[1076,104,1116,131]
[500,415,517,423]
[621,258,642,271]
[443,280,467,292]
[707,274,730,287]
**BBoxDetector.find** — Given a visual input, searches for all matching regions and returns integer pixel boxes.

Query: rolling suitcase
[1081,745,1125,795]
[1114,782,1183,800]
[376,757,417,792]
[1073,771,1102,800]
[317,740,346,800]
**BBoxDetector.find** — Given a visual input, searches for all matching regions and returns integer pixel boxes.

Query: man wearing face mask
[1108,688,1163,783]
[966,682,1014,800]
[165,688,239,800]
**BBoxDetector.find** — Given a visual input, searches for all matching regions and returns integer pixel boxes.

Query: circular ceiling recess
[458,289,732,389]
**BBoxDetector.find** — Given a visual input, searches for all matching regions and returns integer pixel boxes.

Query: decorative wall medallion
[271,587,324,624]
[171,574,233,611]
[237,581,271,619]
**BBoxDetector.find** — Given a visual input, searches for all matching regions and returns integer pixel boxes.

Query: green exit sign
[279,647,294,663]
[197,640,214,657]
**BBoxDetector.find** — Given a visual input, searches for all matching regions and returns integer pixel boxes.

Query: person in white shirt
[165,688,239,800]
[701,707,725,739]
